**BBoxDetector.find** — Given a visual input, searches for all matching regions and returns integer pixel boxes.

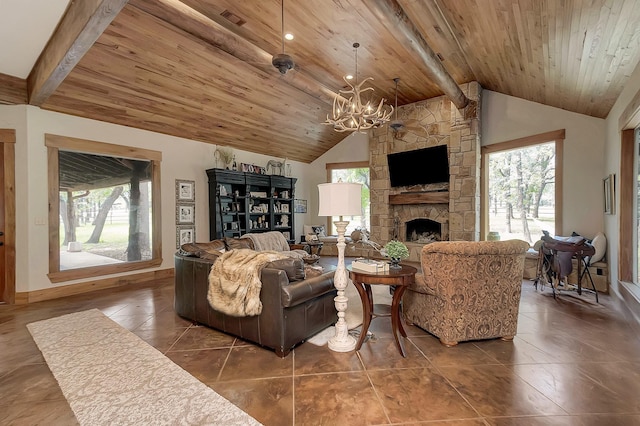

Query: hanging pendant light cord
[281,0,285,53]
[353,42,359,85]
[394,78,399,120]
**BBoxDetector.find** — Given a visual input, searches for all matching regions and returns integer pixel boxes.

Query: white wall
[482,91,606,238]
[604,62,640,289]
[0,105,309,293]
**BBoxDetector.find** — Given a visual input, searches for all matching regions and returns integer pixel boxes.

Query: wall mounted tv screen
[387,145,449,188]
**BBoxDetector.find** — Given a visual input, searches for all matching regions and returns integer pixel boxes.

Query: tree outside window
[47,134,161,283]
[329,166,370,235]
[487,142,556,243]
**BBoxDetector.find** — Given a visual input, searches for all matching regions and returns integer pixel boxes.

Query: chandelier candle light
[325,43,393,132]
[318,182,363,352]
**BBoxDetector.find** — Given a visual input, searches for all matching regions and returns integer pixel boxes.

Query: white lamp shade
[317,182,362,217]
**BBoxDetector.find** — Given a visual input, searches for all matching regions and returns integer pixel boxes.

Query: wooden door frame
[0,129,16,304]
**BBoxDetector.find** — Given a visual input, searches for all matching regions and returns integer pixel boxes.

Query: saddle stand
[533,233,598,303]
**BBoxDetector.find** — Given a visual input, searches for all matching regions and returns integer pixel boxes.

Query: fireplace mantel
[389,191,449,205]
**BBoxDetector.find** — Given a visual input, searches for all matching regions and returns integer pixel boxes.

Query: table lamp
[318,182,362,352]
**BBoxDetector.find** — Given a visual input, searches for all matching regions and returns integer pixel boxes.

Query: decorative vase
[389,258,402,269]
[487,231,501,241]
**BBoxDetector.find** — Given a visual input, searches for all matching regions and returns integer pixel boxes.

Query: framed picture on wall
[294,199,307,213]
[176,179,195,201]
[603,173,615,214]
[176,225,195,248]
[176,204,195,225]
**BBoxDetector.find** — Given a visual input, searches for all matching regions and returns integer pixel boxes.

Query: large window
[482,130,564,243]
[326,161,370,235]
[47,134,162,283]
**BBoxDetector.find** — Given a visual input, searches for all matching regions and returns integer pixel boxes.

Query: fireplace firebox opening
[405,219,442,243]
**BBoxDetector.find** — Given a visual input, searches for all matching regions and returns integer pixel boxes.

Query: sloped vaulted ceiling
[2,0,640,163]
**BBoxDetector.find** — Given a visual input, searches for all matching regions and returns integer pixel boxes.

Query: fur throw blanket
[207,249,288,317]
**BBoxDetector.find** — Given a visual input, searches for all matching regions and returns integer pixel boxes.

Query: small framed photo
[176,225,195,248]
[176,204,195,225]
[176,179,195,201]
[294,199,307,213]
[604,173,615,214]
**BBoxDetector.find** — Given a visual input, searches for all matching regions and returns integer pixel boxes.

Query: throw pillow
[266,258,305,281]
[178,243,201,257]
[312,225,326,237]
[200,251,222,261]
[589,232,607,263]
[225,237,253,250]
[303,224,318,235]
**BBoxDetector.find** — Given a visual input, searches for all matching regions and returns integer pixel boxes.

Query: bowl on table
[303,254,320,265]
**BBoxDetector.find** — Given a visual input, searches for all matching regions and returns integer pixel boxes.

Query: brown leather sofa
[174,238,337,357]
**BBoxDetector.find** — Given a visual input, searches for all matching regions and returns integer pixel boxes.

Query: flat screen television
[387,145,449,187]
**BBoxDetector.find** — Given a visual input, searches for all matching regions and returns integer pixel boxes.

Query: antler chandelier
[324,43,393,132]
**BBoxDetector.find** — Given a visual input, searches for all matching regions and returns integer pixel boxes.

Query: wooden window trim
[619,129,635,283]
[46,134,162,283]
[0,129,16,303]
[480,129,565,239]
[325,161,369,232]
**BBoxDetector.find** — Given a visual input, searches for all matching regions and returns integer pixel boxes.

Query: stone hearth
[369,82,481,261]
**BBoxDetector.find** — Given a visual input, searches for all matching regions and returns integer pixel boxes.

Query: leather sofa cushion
[199,251,221,262]
[266,258,305,281]
[179,240,226,257]
[280,272,335,308]
[225,237,254,250]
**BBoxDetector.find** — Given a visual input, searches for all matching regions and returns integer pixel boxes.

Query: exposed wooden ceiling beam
[0,73,27,105]
[128,0,341,105]
[367,0,469,110]
[27,0,129,106]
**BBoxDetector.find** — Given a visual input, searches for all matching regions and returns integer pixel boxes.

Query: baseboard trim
[15,268,175,304]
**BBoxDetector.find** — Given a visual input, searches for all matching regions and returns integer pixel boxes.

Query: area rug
[307,279,391,346]
[27,309,261,426]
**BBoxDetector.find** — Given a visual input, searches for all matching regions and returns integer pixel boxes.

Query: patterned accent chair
[403,240,530,347]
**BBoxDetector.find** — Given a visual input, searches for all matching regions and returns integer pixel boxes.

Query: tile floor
[1,265,640,425]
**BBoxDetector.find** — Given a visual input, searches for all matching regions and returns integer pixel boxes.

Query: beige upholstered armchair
[403,240,530,347]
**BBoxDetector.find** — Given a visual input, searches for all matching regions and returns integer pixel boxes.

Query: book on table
[351,258,389,273]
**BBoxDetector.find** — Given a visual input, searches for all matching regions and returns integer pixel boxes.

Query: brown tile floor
[2,271,640,425]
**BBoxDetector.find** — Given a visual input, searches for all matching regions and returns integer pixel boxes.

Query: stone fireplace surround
[369,82,481,262]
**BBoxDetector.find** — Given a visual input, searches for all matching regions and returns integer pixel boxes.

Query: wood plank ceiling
[3,0,640,163]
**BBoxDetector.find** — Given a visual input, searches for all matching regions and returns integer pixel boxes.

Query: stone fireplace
[368,82,481,262]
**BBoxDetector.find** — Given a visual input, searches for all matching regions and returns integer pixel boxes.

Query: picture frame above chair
[603,173,615,215]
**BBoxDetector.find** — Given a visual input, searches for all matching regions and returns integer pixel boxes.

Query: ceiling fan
[388,78,423,139]
[389,78,405,136]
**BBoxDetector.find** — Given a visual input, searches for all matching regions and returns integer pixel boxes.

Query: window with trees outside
[326,161,369,236]
[46,134,162,283]
[482,130,564,244]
